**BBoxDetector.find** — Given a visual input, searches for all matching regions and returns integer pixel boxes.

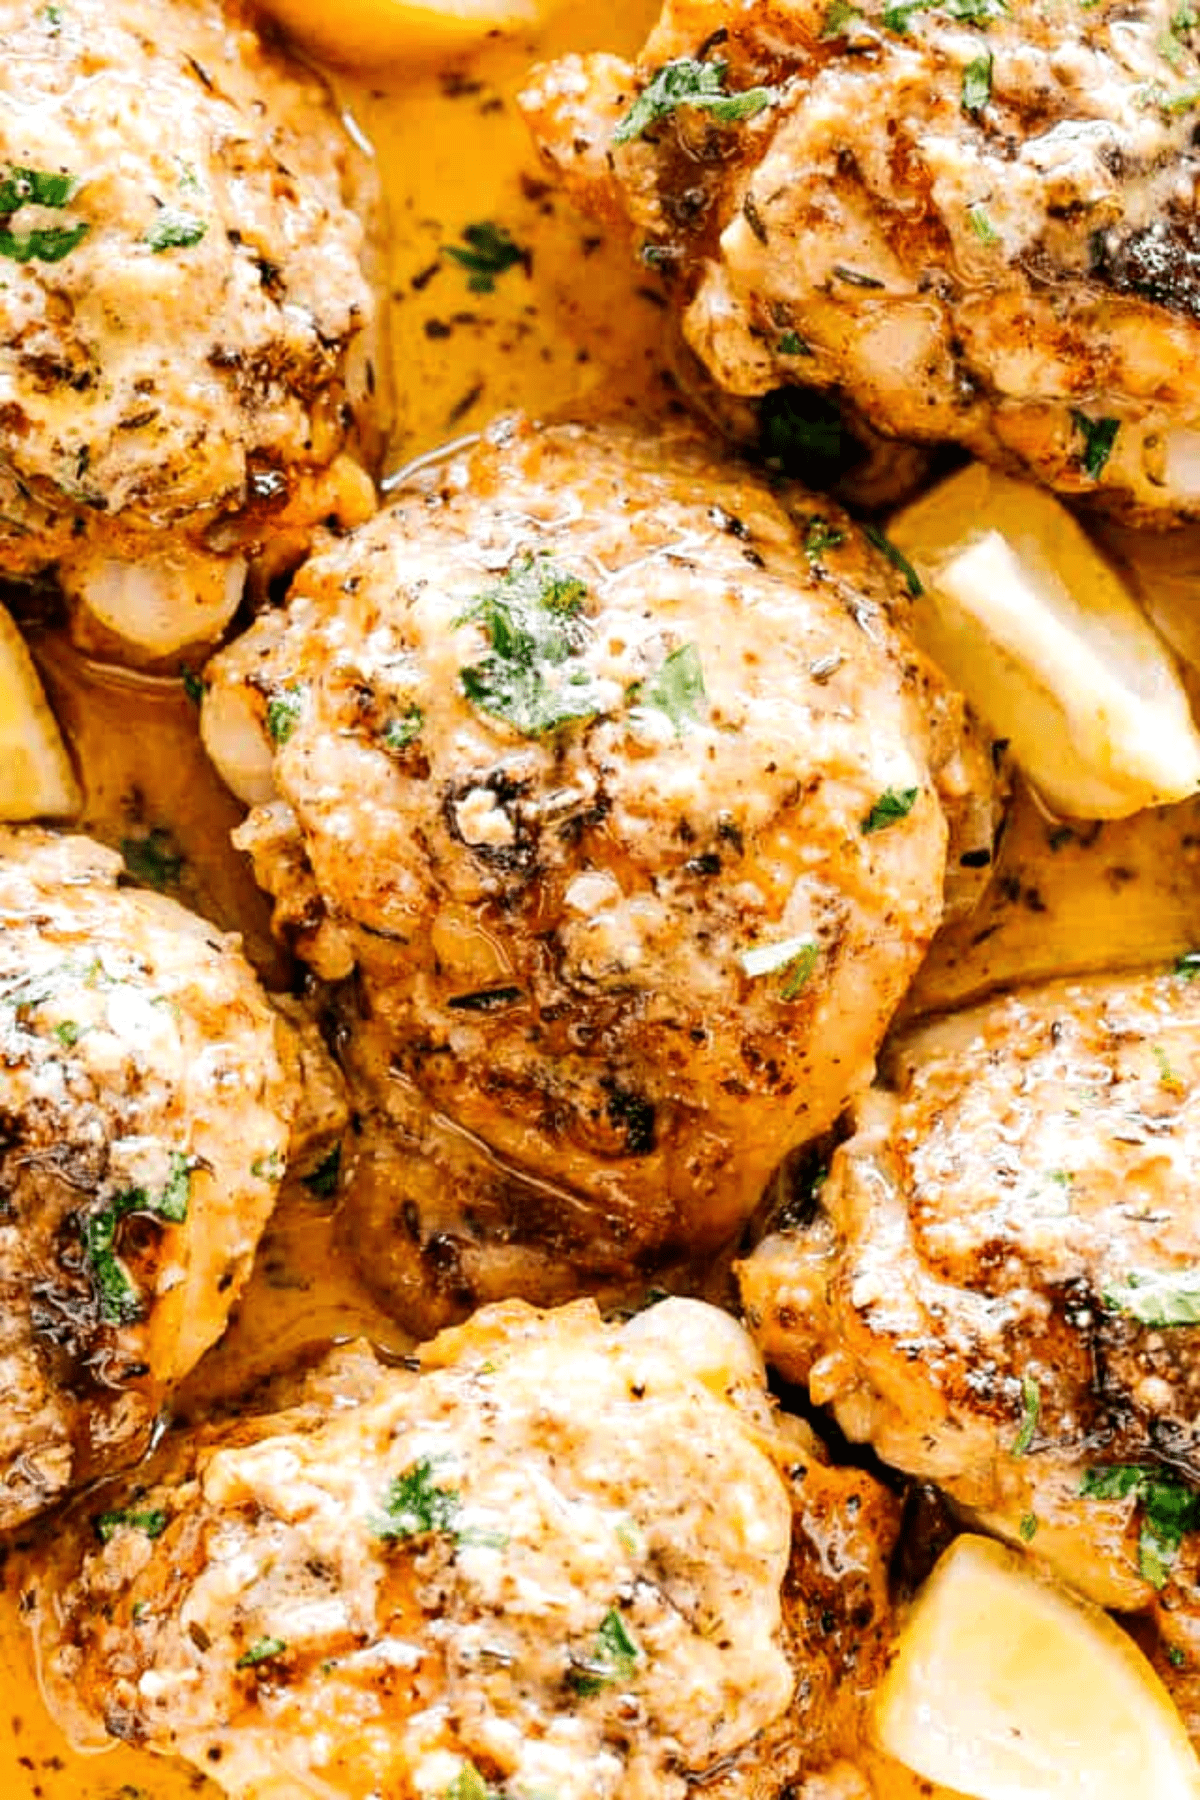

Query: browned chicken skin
[0,829,343,1530]
[201,413,1000,1332]
[524,0,1200,526]
[740,967,1200,1641]
[0,0,379,657]
[27,1299,897,1800]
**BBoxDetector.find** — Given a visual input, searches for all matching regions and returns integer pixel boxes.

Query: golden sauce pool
[4,4,1200,1796]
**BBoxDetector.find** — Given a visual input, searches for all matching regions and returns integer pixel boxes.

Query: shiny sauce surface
[3,2,1200,1795]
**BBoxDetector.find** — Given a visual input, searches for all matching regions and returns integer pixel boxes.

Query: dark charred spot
[604,1085,657,1157]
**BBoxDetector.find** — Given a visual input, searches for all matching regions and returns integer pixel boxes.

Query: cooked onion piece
[889,464,1200,819]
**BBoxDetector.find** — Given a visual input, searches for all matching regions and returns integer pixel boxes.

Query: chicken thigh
[0,827,332,1530]
[28,1297,898,1800]
[0,0,378,659]
[524,0,1200,525]
[202,413,1001,1330]
[740,965,1200,1618]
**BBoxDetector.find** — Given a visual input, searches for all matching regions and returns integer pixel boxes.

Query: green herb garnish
[632,642,706,734]
[1080,1465,1200,1588]
[821,0,862,32]
[614,56,780,144]
[144,211,207,253]
[84,1153,195,1325]
[1019,1511,1039,1542]
[266,686,303,745]
[1176,950,1200,979]
[741,936,820,1001]
[95,1507,168,1545]
[0,164,88,263]
[444,1766,502,1800]
[1012,1372,1040,1457]
[863,523,923,595]
[374,1459,461,1541]
[884,0,1007,31]
[571,1607,640,1696]
[237,1637,287,1668]
[803,517,846,561]
[961,50,993,110]
[383,706,424,752]
[1104,1269,1200,1327]
[1072,412,1120,480]
[777,329,809,355]
[53,1020,80,1048]
[862,786,919,834]
[456,554,607,738]
[443,221,526,294]
[967,202,1000,245]
[121,828,183,892]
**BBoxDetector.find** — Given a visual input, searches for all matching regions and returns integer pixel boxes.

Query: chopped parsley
[1019,1511,1039,1542]
[803,516,846,561]
[383,706,424,753]
[570,1607,640,1696]
[884,0,1008,31]
[759,388,848,485]
[1011,1372,1040,1457]
[961,50,993,111]
[121,828,183,892]
[181,666,204,706]
[266,685,303,745]
[95,1507,168,1545]
[54,1019,80,1048]
[967,202,1000,245]
[863,523,923,595]
[1072,412,1120,480]
[456,554,607,738]
[445,1767,502,1800]
[1154,1042,1186,1093]
[1176,950,1200,978]
[777,329,809,355]
[741,935,820,1001]
[84,1153,195,1325]
[1104,1268,1200,1327]
[374,1459,461,1541]
[237,1637,287,1668]
[862,786,919,834]
[443,222,526,294]
[631,642,706,734]
[0,163,88,263]
[1079,1465,1200,1589]
[144,211,207,253]
[1170,1644,1189,1669]
[614,56,780,144]
[822,0,862,32]
[302,1143,341,1201]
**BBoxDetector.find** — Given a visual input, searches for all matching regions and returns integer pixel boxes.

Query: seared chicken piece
[0,0,378,660]
[202,413,1001,1329]
[739,966,1200,1620]
[524,0,1200,526]
[29,1297,898,1800]
[0,827,333,1531]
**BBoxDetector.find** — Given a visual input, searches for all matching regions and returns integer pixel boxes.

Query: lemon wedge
[875,1534,1200,1800]
[0,604,79,822]
[257,0,543,64]
[888,463,1200,819]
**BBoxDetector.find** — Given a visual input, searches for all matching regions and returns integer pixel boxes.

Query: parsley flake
[374,1459,461,1541]
[571,1607,640,1696]
[1080,1465,1200,1588]
[1012,1372,1041,1457]
[803,516,846,561]
[1019,1511,1039,1542]
[443,222,526,294]
[0,163,88,263]
[383,706,424,753]
[863,523,923,595]
[1104,1268,1200,1327]
[84,1153,195,1325]
[1072,412,1120,480]
[614,56,780,144]
[822,0,862,32]
[237,1637,287,1668]
[456,554,607,738]
[741,936,820,1000]
[1176,950,1200,979]
[862,786,919,834]
[884,0,1008,31]
[967,202,1000,245]
[777,329,810,356]
[632,642,706,734]
[95,1507,167,1545]
[266,685,303,745]
[144,210,207,253]
[961,51,993,111]
[445,1766,502,1800]
[121,828,183,892]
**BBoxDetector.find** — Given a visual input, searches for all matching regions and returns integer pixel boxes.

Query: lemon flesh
[257,0,543,64]
[0,604,79,822]
[889,463,1200,819]
[875,1535,1200,1800]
